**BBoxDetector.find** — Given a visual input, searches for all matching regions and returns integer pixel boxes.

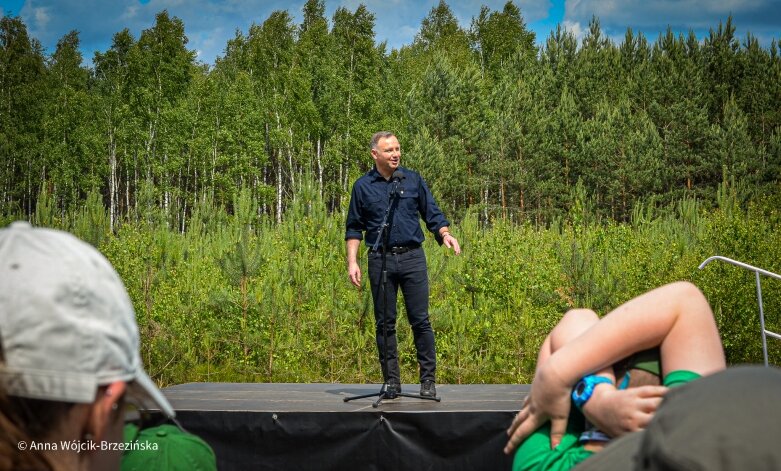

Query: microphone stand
[344,175,441,407]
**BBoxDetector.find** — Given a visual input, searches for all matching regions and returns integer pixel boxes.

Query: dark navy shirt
[345,166,450,248]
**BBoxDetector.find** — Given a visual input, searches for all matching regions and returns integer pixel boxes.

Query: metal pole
[755,271,769,367]
[699,255,781,367]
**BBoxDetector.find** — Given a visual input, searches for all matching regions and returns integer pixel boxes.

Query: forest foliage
[1,1,780,384]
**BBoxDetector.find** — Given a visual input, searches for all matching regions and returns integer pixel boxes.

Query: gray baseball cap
[0,221,174,418]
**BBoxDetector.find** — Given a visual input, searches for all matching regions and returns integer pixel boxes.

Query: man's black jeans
[368,246,436,384]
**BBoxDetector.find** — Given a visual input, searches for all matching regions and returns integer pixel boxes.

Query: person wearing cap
[504,281,727,471]
[121,423,216,471]
[0,222,212,470]
[345,131,461,399]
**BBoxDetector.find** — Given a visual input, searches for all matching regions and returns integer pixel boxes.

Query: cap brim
[572,430,644,471]
[129,369,176,419]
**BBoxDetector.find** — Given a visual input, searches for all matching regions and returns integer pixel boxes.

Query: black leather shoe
[420,380,436,397]
[384,381,401,399]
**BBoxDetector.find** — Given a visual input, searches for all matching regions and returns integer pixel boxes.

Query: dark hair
[0,397,69,470]
[370,131,396,150]
[0,343,70,471]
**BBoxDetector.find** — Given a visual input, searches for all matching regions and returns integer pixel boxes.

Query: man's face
[371,135,401,177]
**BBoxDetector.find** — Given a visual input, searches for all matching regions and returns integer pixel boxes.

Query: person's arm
[505,281,725,453]
[416,175,460,254]
[544,310,666,439]
[582,381,667,439]
[345,180,366,289]
[534,317,666,440]
[508,309,667,455]
[346,238,362,288]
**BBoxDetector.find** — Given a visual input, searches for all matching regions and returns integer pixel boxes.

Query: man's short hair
[370,131,396,150]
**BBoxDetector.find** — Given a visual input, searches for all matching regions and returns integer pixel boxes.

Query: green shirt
[512,370,701,471]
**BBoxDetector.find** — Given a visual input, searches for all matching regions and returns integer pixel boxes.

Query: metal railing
[699,256,781,367]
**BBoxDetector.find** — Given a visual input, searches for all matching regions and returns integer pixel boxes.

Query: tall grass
[12,185,781,385]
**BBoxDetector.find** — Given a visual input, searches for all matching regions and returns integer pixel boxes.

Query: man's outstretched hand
[443,233,461,255]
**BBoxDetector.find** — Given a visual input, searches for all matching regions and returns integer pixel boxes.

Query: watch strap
[572,375,613,410]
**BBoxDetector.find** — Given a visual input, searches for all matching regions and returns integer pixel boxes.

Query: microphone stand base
[343,387,442,408]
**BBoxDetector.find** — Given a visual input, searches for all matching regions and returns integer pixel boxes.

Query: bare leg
[535,309,599,373]
[656,282,725,376]
[534,308,615,387]
[549,309,600,351]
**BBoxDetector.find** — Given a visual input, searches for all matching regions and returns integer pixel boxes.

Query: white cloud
[564,0,781,33]
[338,0,372,10]
[518,0,554,22]
[120,4,141,22]
[560,0,781,48]
[32,7,51,30]
[561,19,585,42]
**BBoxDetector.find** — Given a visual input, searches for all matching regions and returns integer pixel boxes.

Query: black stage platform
[162,382,530,470]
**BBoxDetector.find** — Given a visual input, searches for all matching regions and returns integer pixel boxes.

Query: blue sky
[1,0,778,67]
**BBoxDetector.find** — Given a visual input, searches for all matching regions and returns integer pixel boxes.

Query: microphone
[391,170,405,196]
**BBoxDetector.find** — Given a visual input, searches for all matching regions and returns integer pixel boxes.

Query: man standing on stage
[345,131,461,399]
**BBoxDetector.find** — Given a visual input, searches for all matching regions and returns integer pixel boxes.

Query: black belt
[370,244,420,254]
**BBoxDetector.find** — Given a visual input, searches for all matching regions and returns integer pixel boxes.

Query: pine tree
[706,97,760,188]
[540,25,577,116]
[574,17,620,118]
[407,53,485,214]
[736,33,777,146]
[470,1,536,80]
[648,28,710,197]
[415,0,471,57]
[703,16,741,122]
[485,43,542,220]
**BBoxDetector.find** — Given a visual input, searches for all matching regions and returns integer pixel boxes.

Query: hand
[583,384,668,437]
[504,364,572,454]
[505,395,530,449]
[444,234,461,255]
[348,262,361,288]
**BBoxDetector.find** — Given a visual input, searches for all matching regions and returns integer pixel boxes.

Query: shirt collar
[369,166,404,182]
